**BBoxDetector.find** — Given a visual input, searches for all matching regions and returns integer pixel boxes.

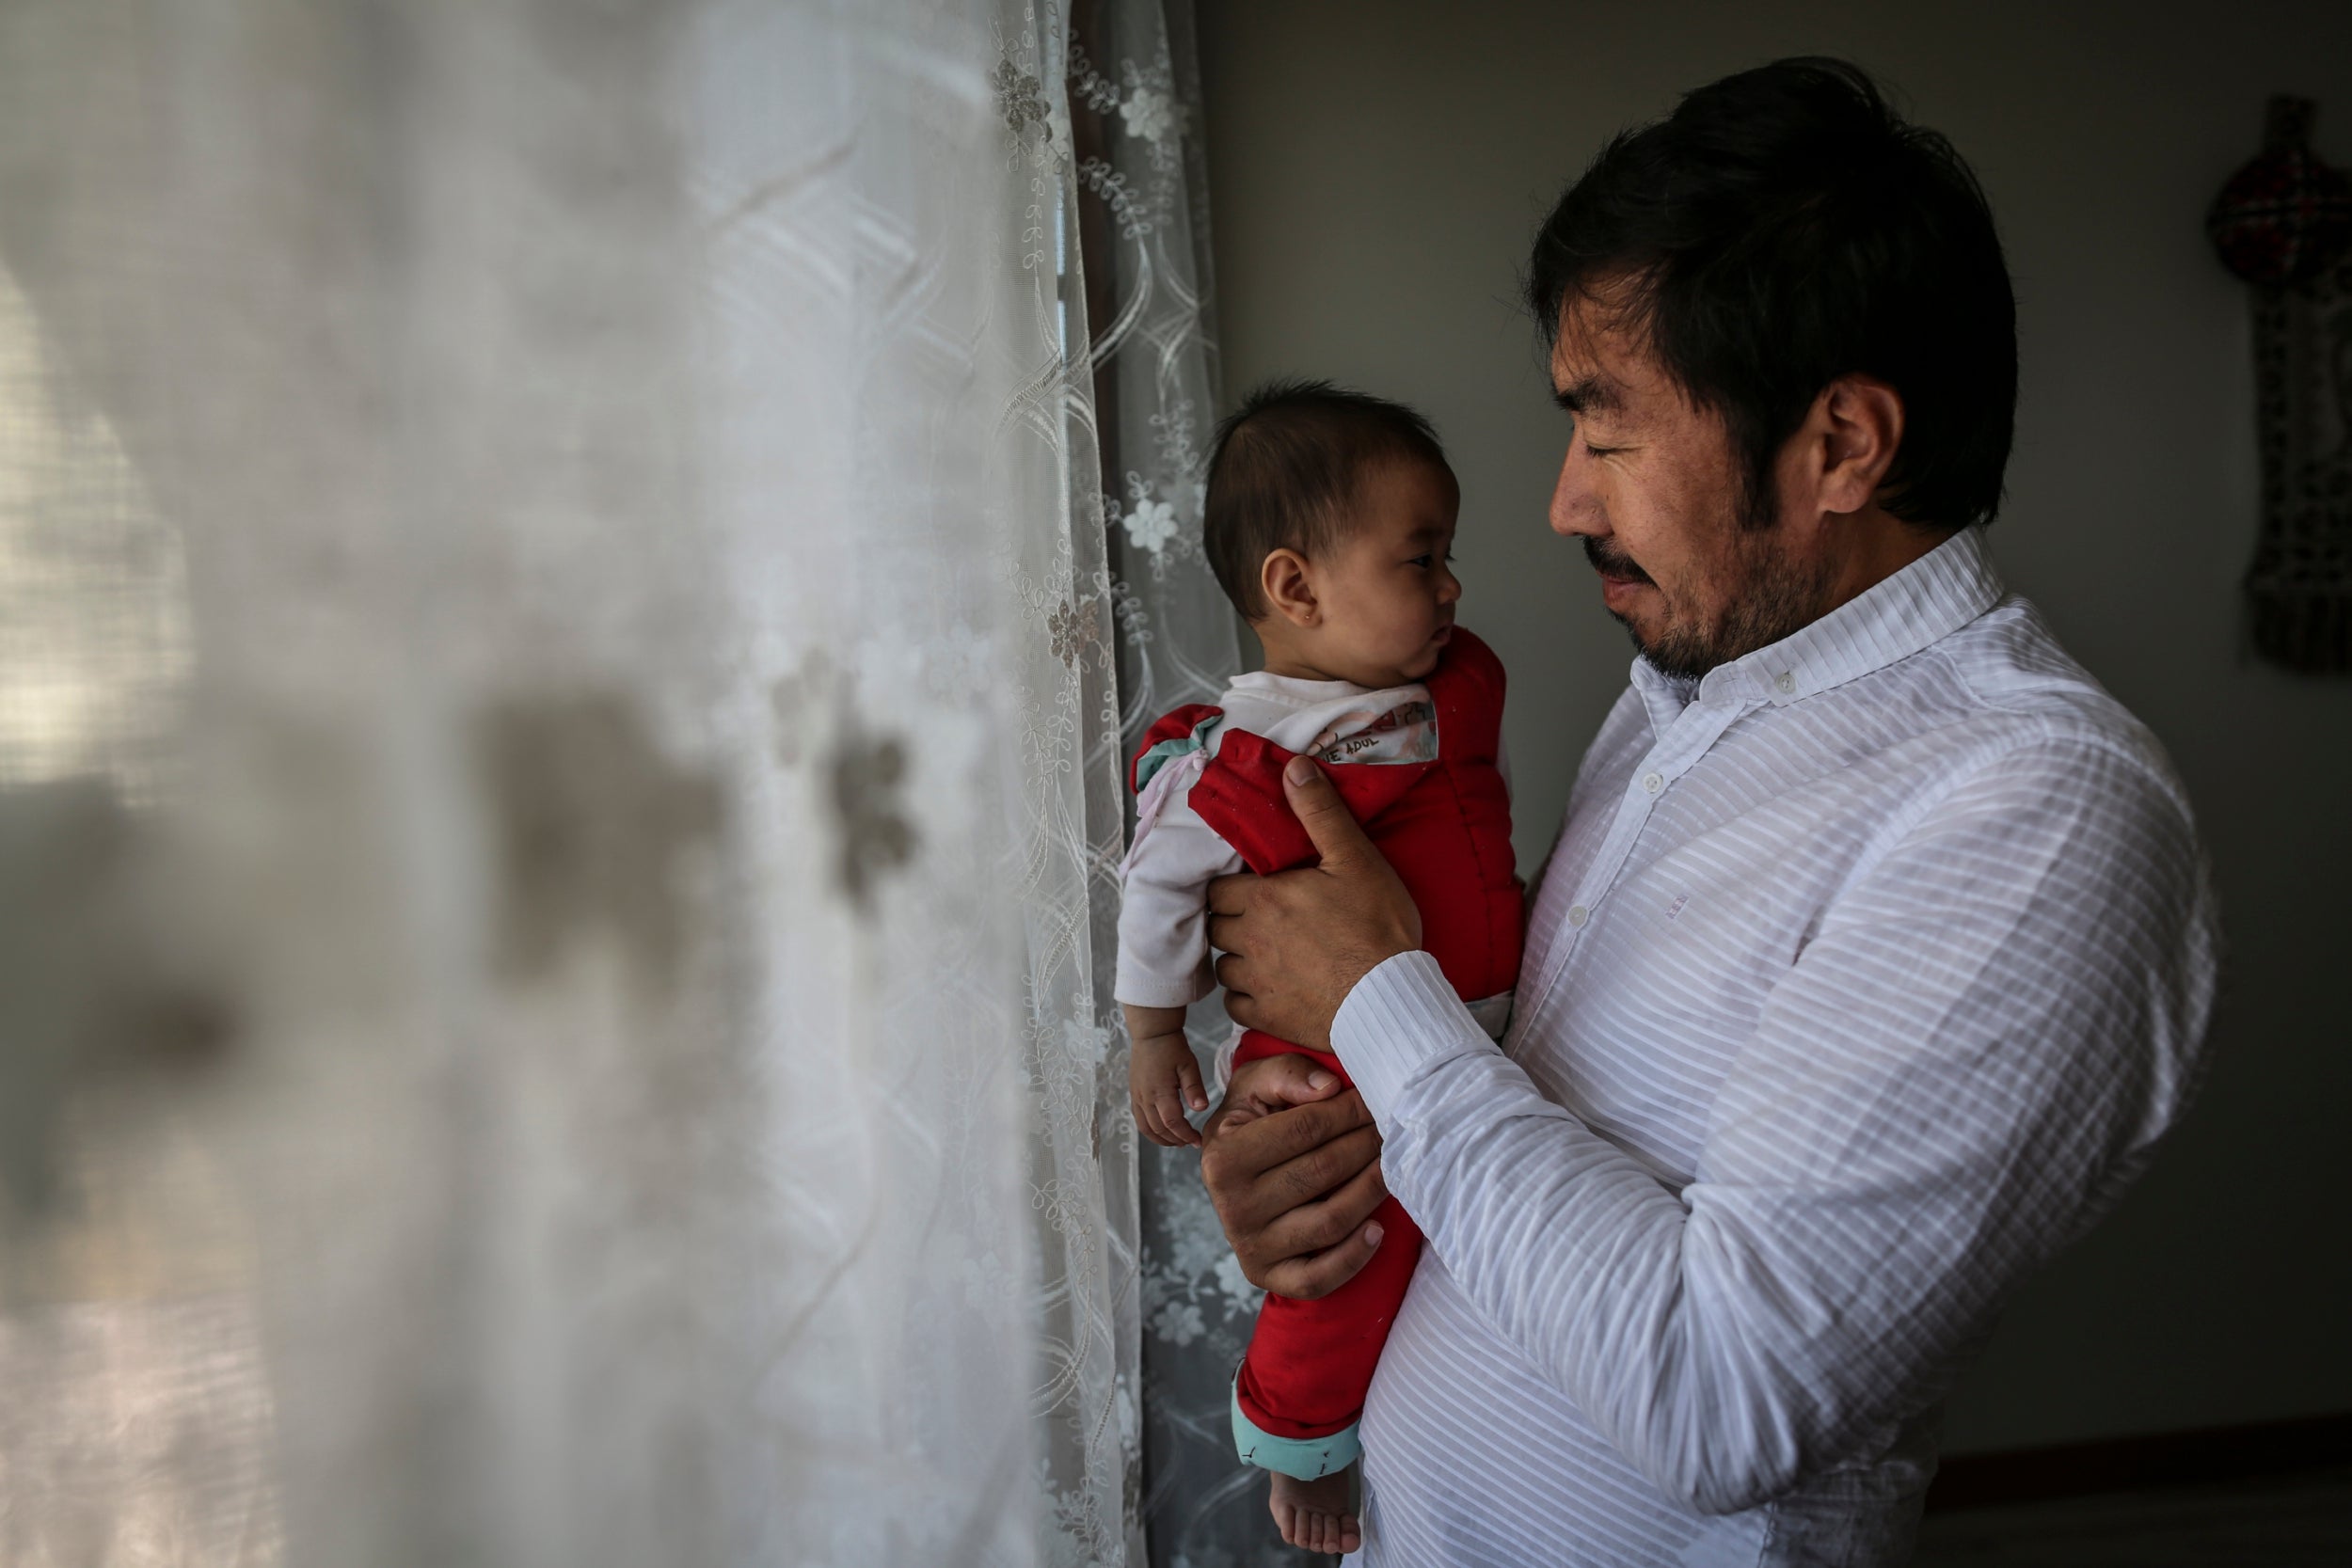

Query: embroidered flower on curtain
[994,57,1054,137]
[1118,86,1183,148]
[1120,494,1179,558]
[1050,594,1106,672]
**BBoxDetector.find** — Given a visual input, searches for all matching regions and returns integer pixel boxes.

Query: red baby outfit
[1128,629,1523,1480]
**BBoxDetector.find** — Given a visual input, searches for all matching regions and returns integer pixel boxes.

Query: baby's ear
[1260,547,1319,627]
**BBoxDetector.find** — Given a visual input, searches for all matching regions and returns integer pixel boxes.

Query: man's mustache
[1583,536,1655,587]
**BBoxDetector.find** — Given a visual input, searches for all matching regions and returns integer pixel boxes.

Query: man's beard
[1585,523,1835,683]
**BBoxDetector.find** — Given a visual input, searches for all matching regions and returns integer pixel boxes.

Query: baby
[1118,379,1523,1555]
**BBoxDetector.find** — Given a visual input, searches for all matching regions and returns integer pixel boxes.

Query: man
[1198,58,2219,1566]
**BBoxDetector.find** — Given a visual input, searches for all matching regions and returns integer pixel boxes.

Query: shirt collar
[1629,525,2007,723]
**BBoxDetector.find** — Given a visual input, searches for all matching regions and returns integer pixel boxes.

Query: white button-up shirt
[1331,528,2219,1567]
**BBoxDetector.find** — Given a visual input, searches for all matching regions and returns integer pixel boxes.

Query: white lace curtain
[1057,6,1325,1565]
[0,2,1249,1563]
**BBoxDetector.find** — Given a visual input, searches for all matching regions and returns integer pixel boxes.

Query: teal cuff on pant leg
[1231,1378,1360,1481]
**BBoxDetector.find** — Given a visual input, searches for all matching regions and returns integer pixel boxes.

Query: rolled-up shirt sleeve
[1333,736,2220,1516]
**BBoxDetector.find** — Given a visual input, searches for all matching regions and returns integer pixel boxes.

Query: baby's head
[1203,380,1462,689]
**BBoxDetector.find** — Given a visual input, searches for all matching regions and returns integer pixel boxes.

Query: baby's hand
[1124,1004,1209,1148]
[1132,1034,1209,1148]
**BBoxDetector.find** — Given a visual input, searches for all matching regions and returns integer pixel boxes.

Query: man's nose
[1549,442,1601,538]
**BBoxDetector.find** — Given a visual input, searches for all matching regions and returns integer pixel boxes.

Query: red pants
[1231,1030,1422,1449]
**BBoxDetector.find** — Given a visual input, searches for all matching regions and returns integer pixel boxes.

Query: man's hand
[1200,1053,1391,1300]
[1206,756,1422,1051]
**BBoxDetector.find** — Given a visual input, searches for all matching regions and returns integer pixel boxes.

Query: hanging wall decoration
[2208,96,2352,672]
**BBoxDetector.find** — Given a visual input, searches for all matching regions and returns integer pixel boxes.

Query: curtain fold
[0,2,1150,1563]
[1061,6,1296,1564]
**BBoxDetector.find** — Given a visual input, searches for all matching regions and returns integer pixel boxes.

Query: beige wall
[1197,0,2352,1455]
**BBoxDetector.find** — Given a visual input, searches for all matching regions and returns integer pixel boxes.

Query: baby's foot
[1270,1466,1359,1556]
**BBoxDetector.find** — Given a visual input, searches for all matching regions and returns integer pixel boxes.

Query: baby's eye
[1407,553,1434,568]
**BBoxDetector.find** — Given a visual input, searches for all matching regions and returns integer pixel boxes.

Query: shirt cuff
[1331,950,1498,1125]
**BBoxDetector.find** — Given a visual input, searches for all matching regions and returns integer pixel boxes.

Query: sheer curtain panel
[0,3,1140,1564]
[1064,5,1305,1561]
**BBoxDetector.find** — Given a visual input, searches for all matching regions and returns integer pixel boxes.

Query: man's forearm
[1335,956,1782,1513]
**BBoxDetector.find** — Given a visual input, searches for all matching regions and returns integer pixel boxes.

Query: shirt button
[1642,771,1663,794]
[1774,671,1795,694]
[1567,905,1589,927]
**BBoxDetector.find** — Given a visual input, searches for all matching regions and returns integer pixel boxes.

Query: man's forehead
[1549,298,1661,414]
[1549,343,1629,416]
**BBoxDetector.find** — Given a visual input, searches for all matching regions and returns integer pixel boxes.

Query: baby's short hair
[1202,379,1452,620]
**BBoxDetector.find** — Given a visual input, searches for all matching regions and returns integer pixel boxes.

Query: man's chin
[1609,609,1715,682]
[1603,604,1661,653]
[1635,626,1723,683]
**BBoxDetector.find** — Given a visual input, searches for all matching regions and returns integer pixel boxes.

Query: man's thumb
[1283,755,1372,866]
[1268,1051,1343,1103]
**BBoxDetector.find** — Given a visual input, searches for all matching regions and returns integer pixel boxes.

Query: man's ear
[1815,374,1905,516]
[1260,547,1319,627]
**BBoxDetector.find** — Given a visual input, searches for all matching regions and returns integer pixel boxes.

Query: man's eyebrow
[1551,375,1622,416]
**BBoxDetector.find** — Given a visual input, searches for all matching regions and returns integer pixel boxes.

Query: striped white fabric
[1329,527,2220,1567]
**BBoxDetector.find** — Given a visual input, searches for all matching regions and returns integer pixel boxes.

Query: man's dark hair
[1527,57,2016,531]
[1202,379,1454,619]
